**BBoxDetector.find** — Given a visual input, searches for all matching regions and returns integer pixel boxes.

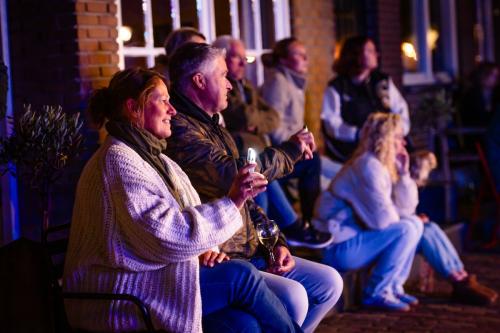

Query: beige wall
[291,0,336,151]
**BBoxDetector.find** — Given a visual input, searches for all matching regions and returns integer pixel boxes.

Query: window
[117,0,291,86]
[400,0,458,85]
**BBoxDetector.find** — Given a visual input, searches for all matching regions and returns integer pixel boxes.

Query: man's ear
[192,73,206,89]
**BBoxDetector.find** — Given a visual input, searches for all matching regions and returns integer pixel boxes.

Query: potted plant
[0,105,83,237]
[412,89,455,132]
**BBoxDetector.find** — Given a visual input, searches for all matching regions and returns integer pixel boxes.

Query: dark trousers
[280,152,321,221]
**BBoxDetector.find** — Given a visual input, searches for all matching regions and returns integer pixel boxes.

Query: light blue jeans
[322,219,422,299]
[412,220,464,278]
[200,260,302,333]
[256,256,343,333]
[254,180,298,229]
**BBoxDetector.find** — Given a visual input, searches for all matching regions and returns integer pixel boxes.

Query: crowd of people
[62,28,499,333]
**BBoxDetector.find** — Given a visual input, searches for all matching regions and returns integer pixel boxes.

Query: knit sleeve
[392,174,419,218]
[103,145,243,266]
[350,157,400,230]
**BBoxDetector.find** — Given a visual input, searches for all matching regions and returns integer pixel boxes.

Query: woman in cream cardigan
[314,113,421,312]
[63,68,300,333]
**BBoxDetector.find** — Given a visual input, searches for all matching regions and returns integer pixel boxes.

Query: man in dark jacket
[213,35,332,249]
[166,43,342,333]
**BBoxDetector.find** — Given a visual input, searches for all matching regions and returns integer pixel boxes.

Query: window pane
[180,0,198,29]
[334,0,366,42]
[125,56,148,69]
[260,0,275,49]
[239,0,256,49]
[215,0,231,36]
[429,0,445,72]
[121,0,146,47]
[400,0,419,72]
[152,0,173,47]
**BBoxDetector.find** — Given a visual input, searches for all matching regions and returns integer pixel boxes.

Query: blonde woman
[314,113,422,312]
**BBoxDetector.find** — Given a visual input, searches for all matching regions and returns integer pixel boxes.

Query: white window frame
[231,0,291,85]
[402,0,458,86]
[116,0,291,85]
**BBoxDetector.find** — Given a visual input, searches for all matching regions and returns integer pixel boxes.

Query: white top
[321,78,410,142]
[63,137,243,333]
[313,152,419,243]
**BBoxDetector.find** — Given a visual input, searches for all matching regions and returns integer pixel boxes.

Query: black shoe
[284,220,334,249]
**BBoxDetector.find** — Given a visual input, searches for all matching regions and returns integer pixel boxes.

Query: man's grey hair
[168,42,226,92]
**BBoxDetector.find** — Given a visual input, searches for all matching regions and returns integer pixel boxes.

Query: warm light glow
[427,28,439,50]
[246,56,256,64]
[119,26,132,43]
[401,42,418,60]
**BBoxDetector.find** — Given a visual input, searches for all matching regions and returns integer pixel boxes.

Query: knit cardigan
[63,137,243,333]
[313,152,419,243]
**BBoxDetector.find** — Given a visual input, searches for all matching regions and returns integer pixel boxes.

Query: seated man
[165,42,343,333]
[213,35,332,249]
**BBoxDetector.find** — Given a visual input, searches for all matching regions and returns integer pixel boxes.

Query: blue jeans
[200,259,301,333]
[279,152,321,221]
[254,180,298,229]
[323,220,422,299]
[256,256,343,333]
[418,221,464,278]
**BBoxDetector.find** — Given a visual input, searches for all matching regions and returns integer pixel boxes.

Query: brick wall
[7,0,119,238]
[290,0,336,150]
[8,0,80,112]
[76,0,120,96]
[376,0,403,90]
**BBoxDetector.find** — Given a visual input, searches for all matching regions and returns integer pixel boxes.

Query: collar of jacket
[276,65,306,90]
[227,77,254,99]
[170,88,220,126]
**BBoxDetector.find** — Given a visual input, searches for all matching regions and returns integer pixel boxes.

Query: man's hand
[199,250,230,267]
[267,245,295,275]
[289,127,316,160]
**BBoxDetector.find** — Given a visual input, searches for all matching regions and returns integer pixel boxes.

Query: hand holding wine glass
[256,220,280,267]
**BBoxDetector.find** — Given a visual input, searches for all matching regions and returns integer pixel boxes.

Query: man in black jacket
[166,43,342,333]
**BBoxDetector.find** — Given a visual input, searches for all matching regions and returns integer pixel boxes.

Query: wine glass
[256,220,280,266]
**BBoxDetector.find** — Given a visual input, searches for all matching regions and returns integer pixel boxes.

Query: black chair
[43,223,162,333]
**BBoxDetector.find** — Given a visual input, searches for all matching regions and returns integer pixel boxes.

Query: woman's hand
[289,127,316,160]
[228,163,268,209]
[395,147,410,175]
[266,246,295,275]
[418,213,430,223]
[199,250,230,267]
